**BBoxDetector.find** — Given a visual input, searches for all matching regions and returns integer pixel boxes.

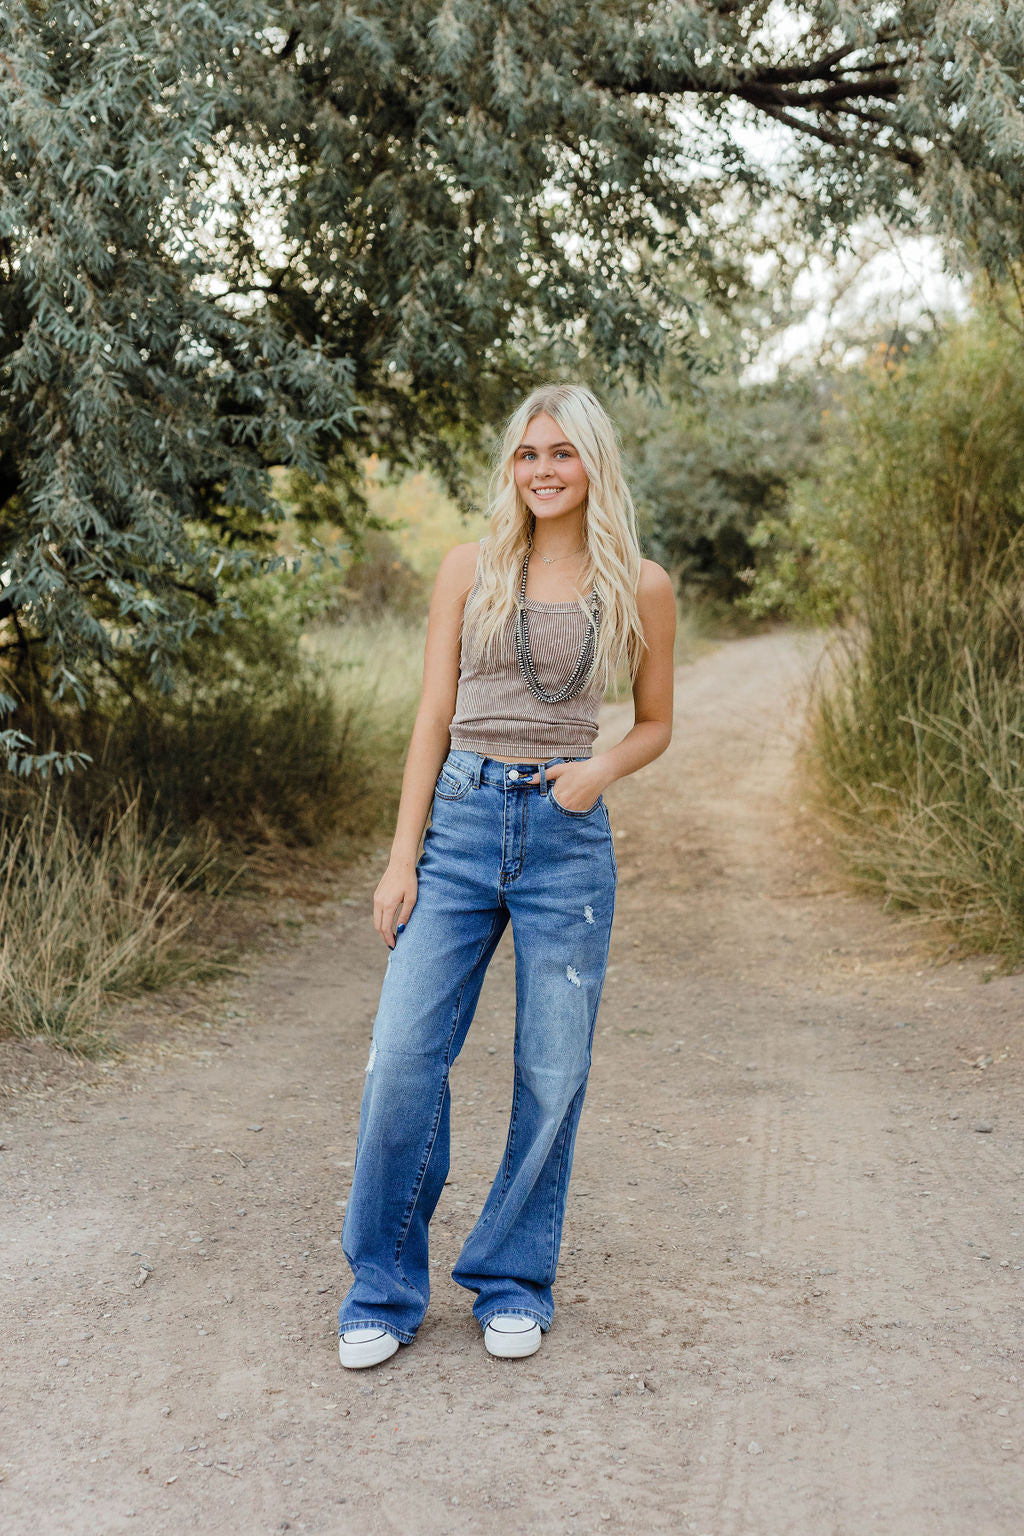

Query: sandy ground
[2,627,1023,1536]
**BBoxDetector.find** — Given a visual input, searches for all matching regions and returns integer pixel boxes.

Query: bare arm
[373,541,479,947]
[594,558,676,783]
[531,559,676,810]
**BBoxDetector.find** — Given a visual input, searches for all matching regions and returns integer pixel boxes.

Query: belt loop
[538,761,548,795]
[472,754,483,789]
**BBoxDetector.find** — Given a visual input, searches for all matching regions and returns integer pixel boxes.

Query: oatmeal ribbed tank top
[448,552,604,760]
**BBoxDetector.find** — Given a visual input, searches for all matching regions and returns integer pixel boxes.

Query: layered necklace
[514,542,600,705]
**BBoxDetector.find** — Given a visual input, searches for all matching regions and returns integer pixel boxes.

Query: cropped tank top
[448,552,604,760]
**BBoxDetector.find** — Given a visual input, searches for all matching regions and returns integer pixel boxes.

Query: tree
[2,1,1022,766]
[623,363,832,601]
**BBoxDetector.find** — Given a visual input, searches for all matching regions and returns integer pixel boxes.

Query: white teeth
[533,487,563,496]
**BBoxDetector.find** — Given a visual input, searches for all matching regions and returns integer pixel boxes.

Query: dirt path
[2,628,1023,1536]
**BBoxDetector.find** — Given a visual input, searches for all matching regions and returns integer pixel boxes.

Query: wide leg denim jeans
[338,748,618,1344]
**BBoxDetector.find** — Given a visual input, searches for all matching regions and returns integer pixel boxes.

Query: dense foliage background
[3,3,1024,1037]
[3,2,1024,767]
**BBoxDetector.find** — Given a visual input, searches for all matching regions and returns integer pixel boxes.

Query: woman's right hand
[374,860,418,948]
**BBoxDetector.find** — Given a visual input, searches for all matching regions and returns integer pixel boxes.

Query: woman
[337,382,676,1368]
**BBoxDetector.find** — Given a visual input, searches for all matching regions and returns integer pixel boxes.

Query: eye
[518,450,536,461]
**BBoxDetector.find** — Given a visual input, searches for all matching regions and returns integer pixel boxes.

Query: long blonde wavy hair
[461,383,648,698]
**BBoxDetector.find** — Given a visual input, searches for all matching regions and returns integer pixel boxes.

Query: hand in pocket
[544,764,603,814]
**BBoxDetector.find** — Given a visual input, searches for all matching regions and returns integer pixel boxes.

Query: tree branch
[175,580,217,604]
[740,77,903,110]
[0,635,46,654]
[98,656,142,708]
[592,27,922,167]
[751,44,870,87]
[832,101,905,133]
[834,57,913,76]
[750,25,905,86]
[753,101,923,169]
[11,608,48,694]
[277,27,300,60]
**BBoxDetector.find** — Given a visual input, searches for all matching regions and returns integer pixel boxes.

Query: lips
[531,486,564,498]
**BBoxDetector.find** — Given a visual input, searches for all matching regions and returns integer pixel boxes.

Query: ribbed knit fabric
[448,557,604,760]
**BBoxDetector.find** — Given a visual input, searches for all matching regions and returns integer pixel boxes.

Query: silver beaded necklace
[515,544,600,705]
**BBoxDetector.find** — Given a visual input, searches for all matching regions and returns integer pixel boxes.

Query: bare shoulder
[432,540,481,606]
[441,539,482,574]
[637,557,676,609]
[436,539,481,589]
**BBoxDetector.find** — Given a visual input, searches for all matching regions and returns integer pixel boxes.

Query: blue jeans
[337,748,618,1343]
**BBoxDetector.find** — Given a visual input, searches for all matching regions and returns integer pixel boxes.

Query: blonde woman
[337,383,676,1368]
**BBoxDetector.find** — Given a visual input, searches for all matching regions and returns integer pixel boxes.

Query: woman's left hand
[530,761,606,813]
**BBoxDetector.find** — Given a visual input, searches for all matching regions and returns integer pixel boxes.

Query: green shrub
[802,306,1024,958]
[623,369,829,604]
[1,561,352,846]
[0,577,427,1044]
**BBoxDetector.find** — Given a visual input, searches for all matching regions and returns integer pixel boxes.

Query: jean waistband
[447,748,587,789]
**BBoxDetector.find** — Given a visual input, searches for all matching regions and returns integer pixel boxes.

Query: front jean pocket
[435,762,474,801]
[547,784,603,819]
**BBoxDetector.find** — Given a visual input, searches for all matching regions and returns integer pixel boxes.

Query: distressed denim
[337,748,618,1344]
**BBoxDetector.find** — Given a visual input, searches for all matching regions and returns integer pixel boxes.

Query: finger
[375,902,393,948]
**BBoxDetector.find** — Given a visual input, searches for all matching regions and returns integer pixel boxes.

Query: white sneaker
[483,1315,543,1358]
[338,1326,400,1369]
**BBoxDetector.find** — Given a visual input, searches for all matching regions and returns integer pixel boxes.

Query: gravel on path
[2,627,1022,1536]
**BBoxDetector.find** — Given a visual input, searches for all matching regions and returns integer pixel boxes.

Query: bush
[0,566,428,1044]
[622,366,830,603]
[800,306,1024,958]
[1,562,352,846]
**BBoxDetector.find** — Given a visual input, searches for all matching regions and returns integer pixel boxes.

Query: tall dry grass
[803,308,1024,960]
[0,540,705,1047]
[0,607,411,1048]
[302,609,427,832]
[0,795,218,1047]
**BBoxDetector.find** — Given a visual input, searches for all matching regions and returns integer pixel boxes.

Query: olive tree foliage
[0,4,358,772]
[1,0,1023,770]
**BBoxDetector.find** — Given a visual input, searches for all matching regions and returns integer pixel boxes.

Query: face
[512,413,589,522]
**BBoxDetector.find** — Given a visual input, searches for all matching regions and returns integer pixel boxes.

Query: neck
[530,517,586,562]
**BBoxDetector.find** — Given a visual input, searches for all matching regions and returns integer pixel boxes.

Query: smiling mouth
[531,486,565,498]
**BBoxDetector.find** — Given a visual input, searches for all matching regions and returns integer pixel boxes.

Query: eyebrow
[516,440,575,452]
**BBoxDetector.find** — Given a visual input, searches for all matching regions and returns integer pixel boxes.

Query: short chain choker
[536,544,586,566]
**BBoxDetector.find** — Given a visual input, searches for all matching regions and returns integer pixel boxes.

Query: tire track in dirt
[623,632,1024,1536]
[1,628,1023,1536]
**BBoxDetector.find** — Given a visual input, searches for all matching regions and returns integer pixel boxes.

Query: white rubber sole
[483,1317,543,1358]
[338,1327,400,1369]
